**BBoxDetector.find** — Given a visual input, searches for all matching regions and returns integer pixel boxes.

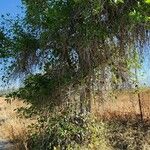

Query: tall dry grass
[92,89,150,120]
[0,97,33,150]
[0,89,150,150]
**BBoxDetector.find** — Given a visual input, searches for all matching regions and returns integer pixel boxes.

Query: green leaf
[114,0,124,4]
[145,0,150,4]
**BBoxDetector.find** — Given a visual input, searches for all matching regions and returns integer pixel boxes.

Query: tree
[1,0,150,113]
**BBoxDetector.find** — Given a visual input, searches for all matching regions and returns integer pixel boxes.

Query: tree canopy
[0,0,150,111]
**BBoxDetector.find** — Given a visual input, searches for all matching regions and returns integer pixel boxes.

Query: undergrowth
[26,111,111,150]
[1,98,150,150]
[25,111,150,150]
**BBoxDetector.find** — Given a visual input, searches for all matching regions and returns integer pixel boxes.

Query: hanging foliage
[1,0,150,113]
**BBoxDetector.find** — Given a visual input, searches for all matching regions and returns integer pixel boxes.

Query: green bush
[26,112,111,150]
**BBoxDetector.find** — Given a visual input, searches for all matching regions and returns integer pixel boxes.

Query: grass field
[93,89,150,120]
[1,89,150,125]
[0,89,150,150]
[0,97,32,150]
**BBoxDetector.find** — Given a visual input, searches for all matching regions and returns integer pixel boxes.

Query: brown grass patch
[0,97,34,150]
[92,89,150,120]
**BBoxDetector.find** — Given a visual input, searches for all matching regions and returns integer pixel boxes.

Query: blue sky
[0,0,23,90]
[0,0,23,16]
[138,44,150,86]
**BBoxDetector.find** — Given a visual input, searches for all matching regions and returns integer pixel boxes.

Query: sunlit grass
[0,97,34,150]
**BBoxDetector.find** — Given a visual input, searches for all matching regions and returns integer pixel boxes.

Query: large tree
[0,0,150,112]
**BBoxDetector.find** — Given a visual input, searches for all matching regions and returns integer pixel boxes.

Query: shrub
[27,111,111,150]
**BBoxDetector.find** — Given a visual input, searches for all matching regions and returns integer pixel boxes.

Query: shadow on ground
[103,113,150,150]
[0,139,14,150]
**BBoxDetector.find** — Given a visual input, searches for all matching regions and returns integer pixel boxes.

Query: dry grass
[0,89,150,149]
[90,90,150,150]
[0,97,33,150]
[92,89,150,120]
